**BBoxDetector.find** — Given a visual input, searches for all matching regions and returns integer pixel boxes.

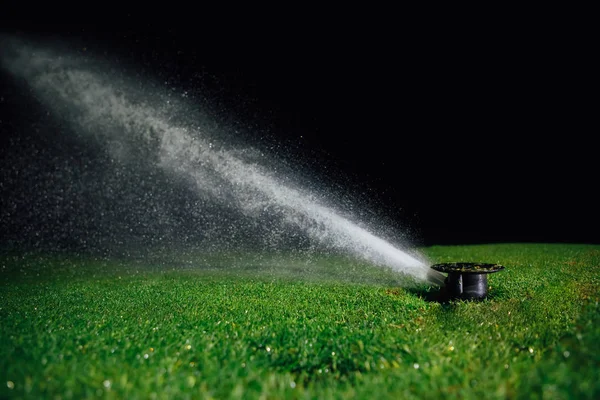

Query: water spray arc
[1,38,445,285]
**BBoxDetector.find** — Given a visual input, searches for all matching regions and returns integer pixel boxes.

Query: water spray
[0,37,446,286]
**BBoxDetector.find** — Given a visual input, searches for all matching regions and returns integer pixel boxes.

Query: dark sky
[1,17,597,246]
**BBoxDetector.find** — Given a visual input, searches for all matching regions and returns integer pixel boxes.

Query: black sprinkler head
[431,262,504,300]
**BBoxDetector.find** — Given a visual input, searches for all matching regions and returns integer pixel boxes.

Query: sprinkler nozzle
[431,262,504,300]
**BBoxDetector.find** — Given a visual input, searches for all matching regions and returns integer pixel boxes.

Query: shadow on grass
[407,284,506,304]
[407,285,446,303]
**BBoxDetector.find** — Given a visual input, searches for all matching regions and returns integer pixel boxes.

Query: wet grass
[1,244,599,399]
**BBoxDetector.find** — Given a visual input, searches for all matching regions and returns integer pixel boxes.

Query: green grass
[1,244,599,399]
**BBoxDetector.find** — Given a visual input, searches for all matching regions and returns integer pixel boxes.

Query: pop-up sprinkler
[431,262,504,300]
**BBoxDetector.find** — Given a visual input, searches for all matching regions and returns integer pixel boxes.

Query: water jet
[431,262,504,300]
[0,37,442,285]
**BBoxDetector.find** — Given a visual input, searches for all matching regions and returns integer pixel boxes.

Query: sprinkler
[431,262,504,300]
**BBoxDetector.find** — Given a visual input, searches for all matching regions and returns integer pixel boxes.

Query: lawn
[1,244,599,399]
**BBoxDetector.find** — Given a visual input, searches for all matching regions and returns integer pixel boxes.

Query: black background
[1,14,596,247]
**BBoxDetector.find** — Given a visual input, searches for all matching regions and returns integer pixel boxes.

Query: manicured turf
[1,244,599,399]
